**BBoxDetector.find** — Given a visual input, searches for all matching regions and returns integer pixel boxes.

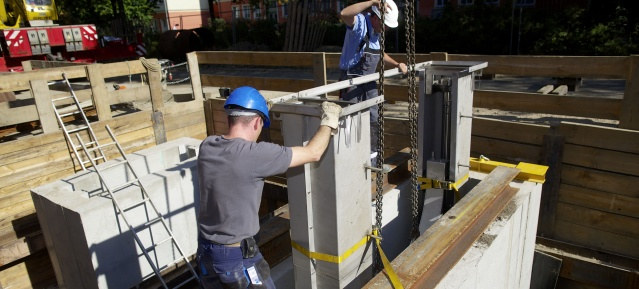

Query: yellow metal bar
[470,157,548,183]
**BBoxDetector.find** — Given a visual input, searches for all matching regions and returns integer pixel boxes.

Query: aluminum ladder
[51,72,106,170]
[76,125,199,288]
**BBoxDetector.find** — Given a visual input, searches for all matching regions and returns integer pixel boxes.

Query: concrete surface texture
[279,100,374,289]
[272,170,542,289]
[31,138,201,289]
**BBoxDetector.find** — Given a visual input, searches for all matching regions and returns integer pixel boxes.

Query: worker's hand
[320,101,342,134]
[371,0,392,12]
[397,62,408,75]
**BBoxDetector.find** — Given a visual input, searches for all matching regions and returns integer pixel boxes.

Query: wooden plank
[563,144,639,176]
[0,250,56,289]
[86,64,112,121]
[559,122,639,154]
[448,55,629,78]
[363,167,520,289]
[165,122,206,141]
[538,124,564,237]
[559,183,639,219]
[187,52,203,102]
[536,238,639,289]
[163,110,205,132]
[620,55,639,130]
[473,117,547,145]
[0,112,152,166]
[0,231,44,266]
[561,165,639,198]
[471,135,542,163]
[30,79,58,134]
[554,220,639,259]
[195,51,314,67]
[313,52,327,88]
[93,60,147,78]
[201,75,315,93]
[474,90,621,120]
[555,201,639,239]
[0,66,87,92]
[530,250,562,289]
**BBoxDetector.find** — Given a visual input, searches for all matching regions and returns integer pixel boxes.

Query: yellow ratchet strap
[291,230,404,289]
[418,173,469,192]
[371,229,404,289]
[290,235,368,264]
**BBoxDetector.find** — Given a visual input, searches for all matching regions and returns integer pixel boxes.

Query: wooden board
[196,51,315,67]
[474,90,621,120]
[559,122,639,154]
[558,184,639,219]
[473,117,548,145]
[555,201,639,239]
[471,135,542,163]
[561,165,639,198]
[448,55,629,78]
[201,75,315,93]
[562,144,639,176]
[554,220,639,259]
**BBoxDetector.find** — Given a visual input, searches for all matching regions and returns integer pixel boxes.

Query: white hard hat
[372,0,399,28]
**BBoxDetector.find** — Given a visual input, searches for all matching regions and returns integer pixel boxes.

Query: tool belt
[240,236,258,259]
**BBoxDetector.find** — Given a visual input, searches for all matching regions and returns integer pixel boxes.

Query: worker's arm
[340,0,384,27]
[383,52,408,74]
[289,102,342,168]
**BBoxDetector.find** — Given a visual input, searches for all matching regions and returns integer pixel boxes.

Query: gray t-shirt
[197,135,292,244]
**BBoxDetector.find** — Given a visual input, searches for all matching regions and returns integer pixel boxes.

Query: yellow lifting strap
[290,235,368,264]
[291,230,404,289]
[371,229,404,289]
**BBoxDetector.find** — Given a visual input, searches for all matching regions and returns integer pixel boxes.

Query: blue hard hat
[224,86,270,128]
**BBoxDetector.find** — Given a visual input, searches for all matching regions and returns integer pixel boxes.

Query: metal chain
[373,0,387,273]
[405,0,420,241]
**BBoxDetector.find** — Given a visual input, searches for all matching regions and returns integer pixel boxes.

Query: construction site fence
[0,52,637,288]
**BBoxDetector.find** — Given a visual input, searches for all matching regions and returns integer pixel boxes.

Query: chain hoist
[405,0,420,241]
[373,0,387,273]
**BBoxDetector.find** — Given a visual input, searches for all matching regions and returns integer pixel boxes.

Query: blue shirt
[339,13,380,71]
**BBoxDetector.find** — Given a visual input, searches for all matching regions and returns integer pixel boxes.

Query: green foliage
[56,0,159,36]
[321,1,638,56]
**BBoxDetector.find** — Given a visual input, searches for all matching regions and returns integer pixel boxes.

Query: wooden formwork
[0,51,638,288]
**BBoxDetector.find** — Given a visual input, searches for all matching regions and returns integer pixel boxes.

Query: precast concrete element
[272,97,381,289]
[364,167,543,289]
[418,61,487,185]
[31,137,201,289]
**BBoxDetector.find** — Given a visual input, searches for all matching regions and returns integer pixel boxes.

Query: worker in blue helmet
[196,86,342,288]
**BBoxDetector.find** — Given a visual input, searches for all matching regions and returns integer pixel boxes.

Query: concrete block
[31,137,201,289]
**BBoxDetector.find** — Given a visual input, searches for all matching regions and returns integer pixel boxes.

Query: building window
[253,6,261,19]
[282,4,288,18]
[485,0,499,4]
[515,0,535,6]
[459,0,474,5]
[242,4,251,19]
[435,0,447,8]
[232,6,240,19]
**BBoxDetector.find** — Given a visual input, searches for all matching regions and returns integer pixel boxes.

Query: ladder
[51,72,107,171]
[76,125,199,288]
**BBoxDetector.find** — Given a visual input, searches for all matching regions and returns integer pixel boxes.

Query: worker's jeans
[197,239,276,289]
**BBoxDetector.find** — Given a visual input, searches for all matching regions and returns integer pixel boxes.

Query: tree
[56,0,160,37]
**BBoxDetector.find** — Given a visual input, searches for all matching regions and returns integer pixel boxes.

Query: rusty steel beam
[364,166,520,289]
